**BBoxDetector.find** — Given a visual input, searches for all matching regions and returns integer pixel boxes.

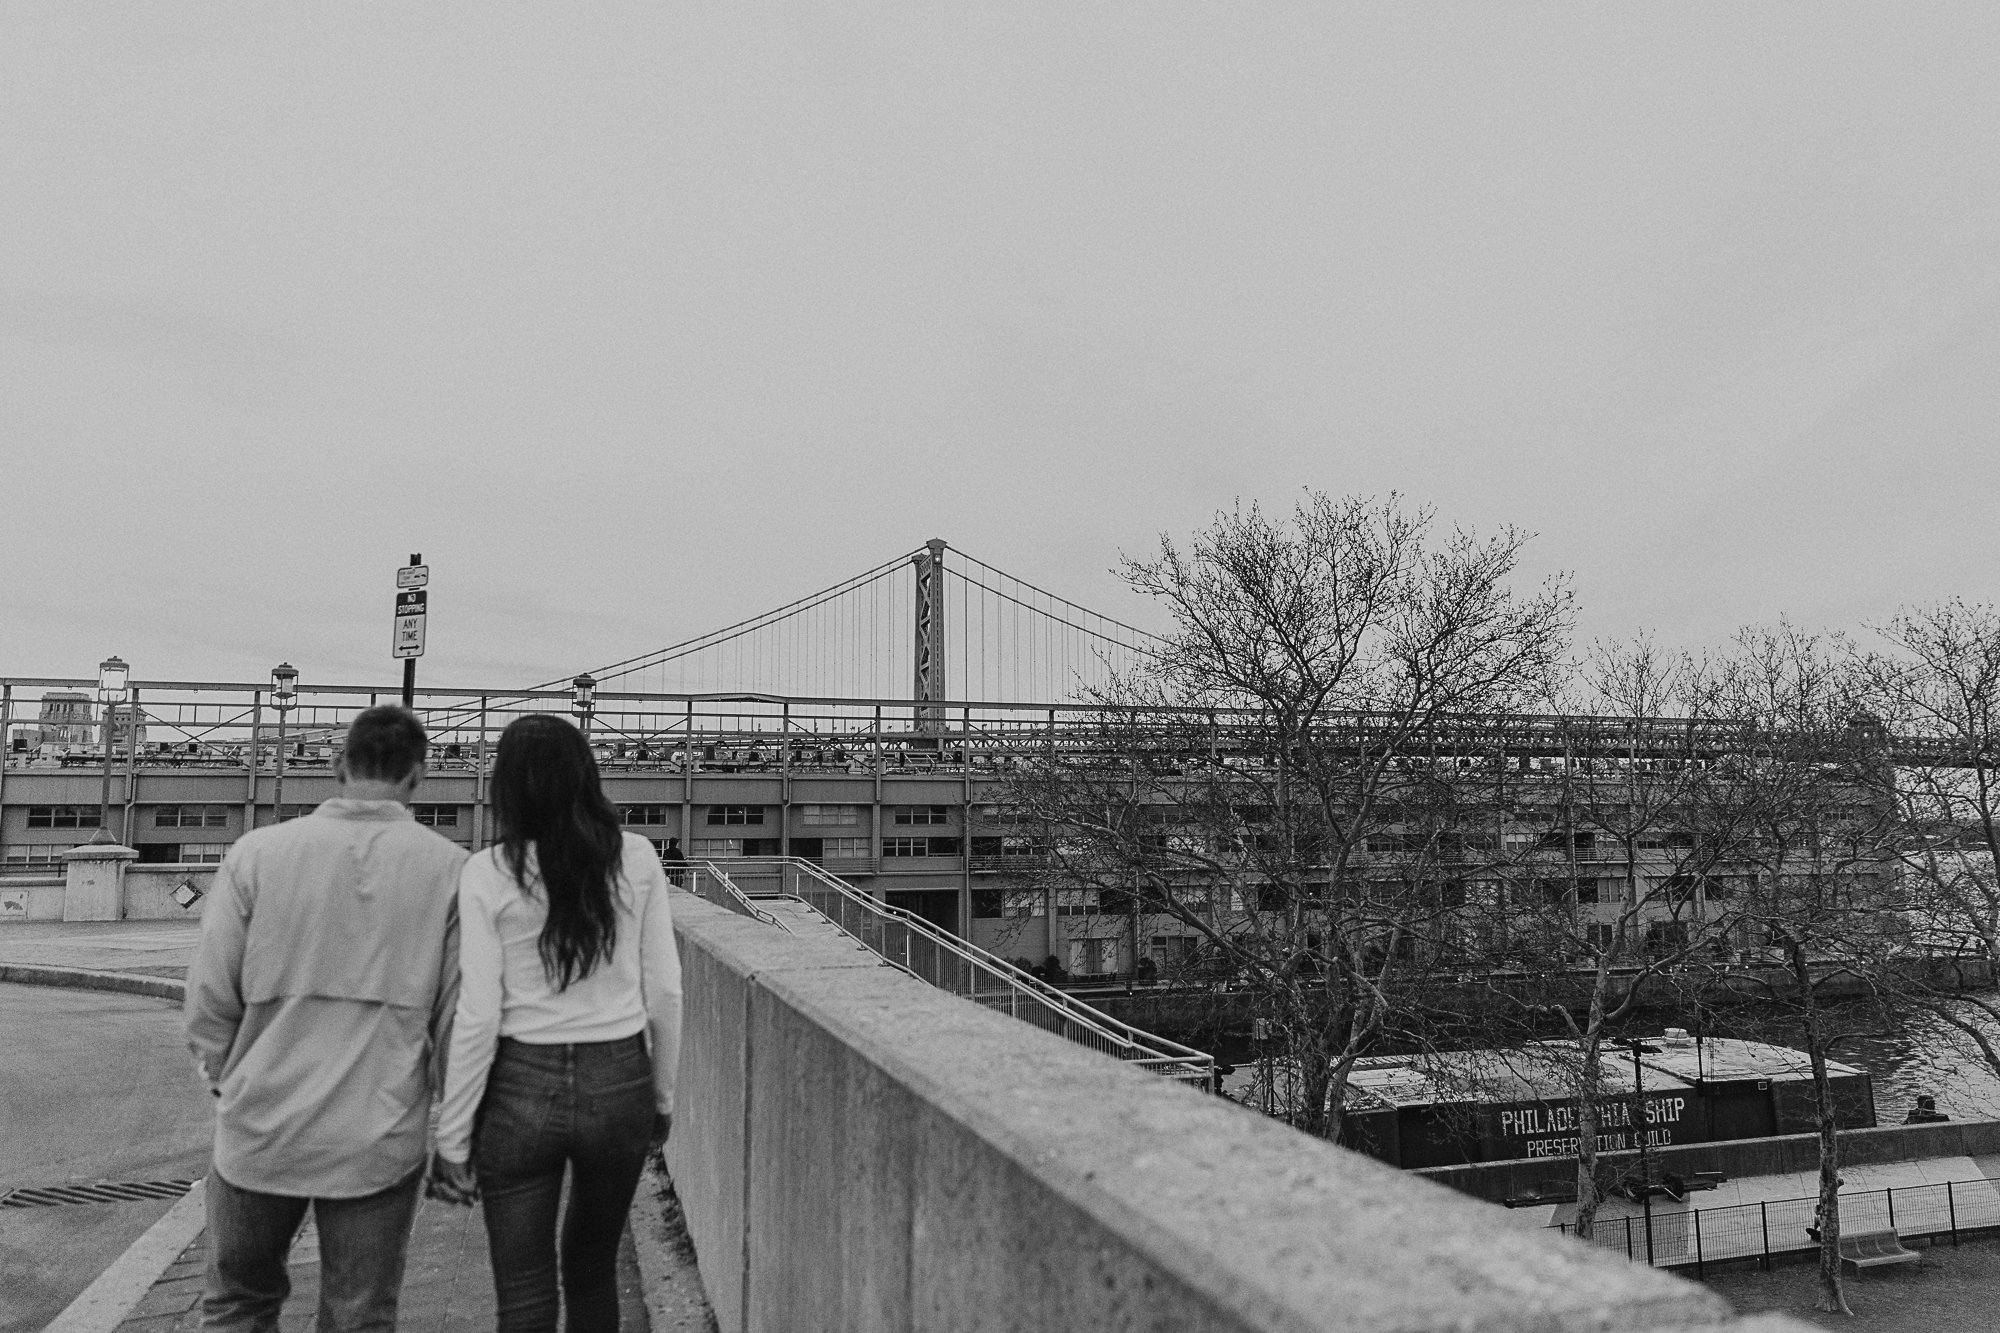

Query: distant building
[18,692,95,750]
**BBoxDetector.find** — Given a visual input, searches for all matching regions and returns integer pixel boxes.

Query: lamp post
[1616,1036,1661,1264]
[96,656,129,836]
[572,673,597,735]
[271,663,298,821]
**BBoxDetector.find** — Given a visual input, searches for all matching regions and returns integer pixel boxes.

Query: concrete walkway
[9,922,717,1333]
[1527,1154,2000,1269]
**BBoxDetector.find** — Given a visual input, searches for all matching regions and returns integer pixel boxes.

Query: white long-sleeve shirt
[435,831,683,1163]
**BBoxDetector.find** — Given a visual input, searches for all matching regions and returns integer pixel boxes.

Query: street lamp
[1614,1036,1662,1264]
[572,673,597,733]
[271,663,298,821]
[96,656,130,836]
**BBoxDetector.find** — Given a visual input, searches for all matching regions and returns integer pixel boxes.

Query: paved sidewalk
[0,921,201,981]
[108,1189,669,1333]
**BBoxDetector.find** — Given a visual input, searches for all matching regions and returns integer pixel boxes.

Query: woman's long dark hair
[490,714,624,990]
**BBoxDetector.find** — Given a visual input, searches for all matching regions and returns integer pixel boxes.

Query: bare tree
[1463,637,1757,1239]
[1004,493,1572,1138]
[1709,623,1902,1316]
[1853,600,2000,1078]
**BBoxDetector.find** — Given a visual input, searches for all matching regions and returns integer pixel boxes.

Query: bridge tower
[912,538,947,732]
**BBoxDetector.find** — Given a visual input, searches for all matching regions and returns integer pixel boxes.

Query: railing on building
[703,856,1216,1089]
[677,862,791,932]
[2,676,1972,777]
[1548,1176,2000,1277]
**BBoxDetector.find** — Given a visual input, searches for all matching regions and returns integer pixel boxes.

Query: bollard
[1759,1200,1771,1271]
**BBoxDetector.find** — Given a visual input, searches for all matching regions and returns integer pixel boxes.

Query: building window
[27,806,99,829]
[820,837,870,858]
[277,804,316,822]
[706,806,764,826]
[883,836,958,857]
[180,844,231,865]
[799,804,860,827]
[1055,889,1099,916]
[620,804,669,826]
[891,805,951,826]
[412,805,459,828]
[692,838,742,857]
[3,845,74,868]
[155,805,230,829]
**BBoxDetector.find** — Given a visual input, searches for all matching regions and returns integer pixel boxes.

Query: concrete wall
[662,892,1803,1333]
[0,877,66,920]
[0,868,216,922]
[123,867,215,920]
[1419,1118,2000,1204]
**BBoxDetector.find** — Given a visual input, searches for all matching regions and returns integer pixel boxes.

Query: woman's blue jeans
[474,1034,655,1333]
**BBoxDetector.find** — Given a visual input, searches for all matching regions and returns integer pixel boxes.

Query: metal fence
[10,675,1973,777]
[702,856,1216,1089]
[1549,1177,2000,1275]
[678,862,792,932]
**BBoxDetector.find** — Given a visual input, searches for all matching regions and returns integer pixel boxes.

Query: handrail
[715,856,1215,1088]
[678,862,793,933]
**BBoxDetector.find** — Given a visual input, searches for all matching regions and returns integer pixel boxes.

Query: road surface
[0,982,213,1333]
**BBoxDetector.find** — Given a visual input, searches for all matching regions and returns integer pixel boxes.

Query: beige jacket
[185,799,465,1198]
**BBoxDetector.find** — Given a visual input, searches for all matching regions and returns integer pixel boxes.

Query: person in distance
[428,713,684,1333]
[185,705,466,1333]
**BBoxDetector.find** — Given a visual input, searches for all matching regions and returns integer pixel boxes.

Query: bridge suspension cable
[407,541,1165,744]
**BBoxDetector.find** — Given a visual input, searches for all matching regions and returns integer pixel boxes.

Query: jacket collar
[313,798,415,822]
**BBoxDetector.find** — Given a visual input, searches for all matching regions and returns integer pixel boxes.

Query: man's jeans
[200,1166,423,1333]
[474,1034,654,1333]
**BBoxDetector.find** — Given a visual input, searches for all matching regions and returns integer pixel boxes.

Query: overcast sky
[4,4,1996,693]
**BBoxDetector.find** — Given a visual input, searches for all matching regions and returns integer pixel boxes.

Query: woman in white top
[428,715,683,1333]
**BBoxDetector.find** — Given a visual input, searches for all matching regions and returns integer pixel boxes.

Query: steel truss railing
[1548,1175,2000,1275]
[702,856,1215,1089]
[2,677,1965,774]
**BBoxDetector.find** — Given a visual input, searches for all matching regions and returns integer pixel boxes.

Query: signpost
[394,554,426,706]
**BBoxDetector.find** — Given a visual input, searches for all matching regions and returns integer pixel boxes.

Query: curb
[0,963,185,1001]
[629,1166,718,1331]
[43,1179,207,1333]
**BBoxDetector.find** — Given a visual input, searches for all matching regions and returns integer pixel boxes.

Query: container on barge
[1338,1032,1876,1169]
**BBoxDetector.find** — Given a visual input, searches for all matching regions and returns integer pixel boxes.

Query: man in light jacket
[186,705,466,1333]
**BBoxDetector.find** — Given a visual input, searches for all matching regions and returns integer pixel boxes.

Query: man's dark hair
[342,706,429,782]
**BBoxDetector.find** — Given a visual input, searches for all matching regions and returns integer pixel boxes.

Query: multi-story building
[0,678,1904,981]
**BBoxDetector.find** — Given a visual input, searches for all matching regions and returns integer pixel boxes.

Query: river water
[1689,999,2000,1125]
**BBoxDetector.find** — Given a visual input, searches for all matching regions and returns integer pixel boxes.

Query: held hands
[426,1152,479,1207]
[650,1112,673,1170]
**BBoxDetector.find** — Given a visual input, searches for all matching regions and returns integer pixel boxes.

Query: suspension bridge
[541,539,1159,707]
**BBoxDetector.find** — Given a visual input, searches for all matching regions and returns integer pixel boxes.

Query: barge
[1338,1031,1876,1169]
